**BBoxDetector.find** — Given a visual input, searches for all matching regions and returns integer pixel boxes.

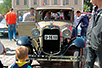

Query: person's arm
[1,43,6,55]
[0,42,6,55]
[75,16,83,29]
[22,14,26,22]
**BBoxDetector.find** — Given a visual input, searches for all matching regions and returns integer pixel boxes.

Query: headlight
[31,28,40,37]
[62,28,71,38]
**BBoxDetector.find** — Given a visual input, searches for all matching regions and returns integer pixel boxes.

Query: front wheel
[73,48,80,68]
[26,46,34,65]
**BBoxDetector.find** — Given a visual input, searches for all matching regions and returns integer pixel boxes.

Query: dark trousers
[85,47,102,68]
[81,27,87,37]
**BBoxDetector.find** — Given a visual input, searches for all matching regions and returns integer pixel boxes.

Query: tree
[0,0,11,15]
[84,0,93,12]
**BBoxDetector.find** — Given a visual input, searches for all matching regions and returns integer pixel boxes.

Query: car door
[17,9,37,37]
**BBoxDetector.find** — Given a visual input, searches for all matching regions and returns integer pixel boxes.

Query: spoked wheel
[73,48,80,68]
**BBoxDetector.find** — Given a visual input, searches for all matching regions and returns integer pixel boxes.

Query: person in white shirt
[23,7,35,22]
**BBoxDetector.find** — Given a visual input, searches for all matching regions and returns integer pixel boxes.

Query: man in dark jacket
[85,0,102,68]
[76,11,89,38]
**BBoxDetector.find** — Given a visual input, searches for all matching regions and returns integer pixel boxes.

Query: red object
[43,1,45,6]
[83,13,92,15]
[5,12,17,25]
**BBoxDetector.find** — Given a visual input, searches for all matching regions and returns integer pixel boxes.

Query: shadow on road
[6,48,15,55]
[6,48,15,51]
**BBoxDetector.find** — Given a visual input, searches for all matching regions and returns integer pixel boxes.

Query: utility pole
[60,0,63,6]
[39,0,41,6]
[29,0,31,8]
[82,0,84,12]
[50,0,51,6]
[12,0,13,8]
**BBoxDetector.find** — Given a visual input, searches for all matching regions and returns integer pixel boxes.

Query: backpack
[13,63,28,68]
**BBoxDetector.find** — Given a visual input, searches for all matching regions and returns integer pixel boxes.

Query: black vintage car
[16,6,86,68]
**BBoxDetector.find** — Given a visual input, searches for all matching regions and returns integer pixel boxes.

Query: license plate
[44,35,58,40]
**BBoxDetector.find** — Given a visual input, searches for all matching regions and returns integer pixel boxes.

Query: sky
[0,0,3,3]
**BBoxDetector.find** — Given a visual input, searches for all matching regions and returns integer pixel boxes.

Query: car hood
[38,21,71,28]
[0,23,7,28]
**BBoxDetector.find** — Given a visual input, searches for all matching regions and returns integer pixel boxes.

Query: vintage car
[16,6,86,68]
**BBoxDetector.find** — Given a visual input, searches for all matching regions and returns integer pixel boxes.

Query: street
[0,34,99,68]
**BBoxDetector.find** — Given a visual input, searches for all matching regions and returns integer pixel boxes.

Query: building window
[24,0,27,5]
[54,0,57,5]
[34,0,37,5]
[16,0,19,5]
[44,0,47,5]
[74,0,78,5]
[65,0,69,5]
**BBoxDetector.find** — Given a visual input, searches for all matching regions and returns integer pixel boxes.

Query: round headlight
[32,28,40,37]
[62,29,71,38]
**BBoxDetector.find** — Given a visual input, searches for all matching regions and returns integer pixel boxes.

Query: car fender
[16,36,31,46]
[70,37,86,48]
[16,36,39,53]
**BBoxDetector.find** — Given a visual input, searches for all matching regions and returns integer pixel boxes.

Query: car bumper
[0,28,8,33]
[28,55,84,62]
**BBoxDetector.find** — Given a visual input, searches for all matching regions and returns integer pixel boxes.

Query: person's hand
[6,23,8,27]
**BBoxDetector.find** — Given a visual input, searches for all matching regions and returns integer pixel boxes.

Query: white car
[0,18,8,35]
[0,18,18,36]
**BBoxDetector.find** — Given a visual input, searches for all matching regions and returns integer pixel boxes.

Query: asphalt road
[0,34,99,68]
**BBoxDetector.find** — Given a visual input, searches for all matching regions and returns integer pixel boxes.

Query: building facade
[12,0,84,13]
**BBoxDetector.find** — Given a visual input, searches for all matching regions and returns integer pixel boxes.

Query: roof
[36,6,74,10]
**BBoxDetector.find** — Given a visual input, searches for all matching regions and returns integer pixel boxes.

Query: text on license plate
[44,35,58,40]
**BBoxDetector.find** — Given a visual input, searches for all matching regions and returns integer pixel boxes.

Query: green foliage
[84,0,93,12]
[84,5,90,12]
[0,0,11,15]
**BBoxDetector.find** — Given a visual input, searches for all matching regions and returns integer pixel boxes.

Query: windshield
[0,18,6,23]
[37,9,74,22]
[17,10,36,22]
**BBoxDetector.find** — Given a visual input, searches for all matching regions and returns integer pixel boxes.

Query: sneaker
[13,38,16,41]
[9,39,12,41]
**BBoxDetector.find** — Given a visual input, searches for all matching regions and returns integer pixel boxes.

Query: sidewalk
[0,39,17,68]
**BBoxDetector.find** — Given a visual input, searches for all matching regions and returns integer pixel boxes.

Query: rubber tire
[73,48,80,68]
[26,46,33,65]
[1,33,8,37]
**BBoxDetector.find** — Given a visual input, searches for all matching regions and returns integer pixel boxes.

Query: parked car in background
[0,18,8,36]
[0,18,18,36]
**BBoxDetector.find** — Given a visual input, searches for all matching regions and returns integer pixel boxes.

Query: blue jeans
[72,27,78,37]
[8,24,16,40]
